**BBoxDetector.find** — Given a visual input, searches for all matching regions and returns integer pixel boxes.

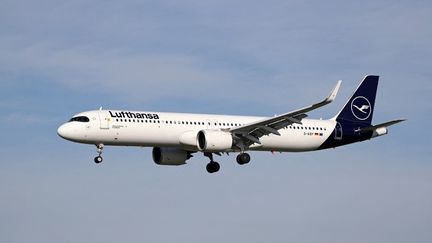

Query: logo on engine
[351,96,371,120]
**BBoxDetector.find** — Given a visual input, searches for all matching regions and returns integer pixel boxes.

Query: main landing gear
[236,153,251,165]
[204,152,220,174]
[204,152,251,173]
[94,144,104,164]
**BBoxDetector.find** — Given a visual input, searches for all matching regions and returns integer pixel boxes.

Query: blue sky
[1,0,431,242]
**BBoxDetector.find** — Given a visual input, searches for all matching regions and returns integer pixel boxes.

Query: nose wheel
[94,144,104,164]
[94,156,103,163]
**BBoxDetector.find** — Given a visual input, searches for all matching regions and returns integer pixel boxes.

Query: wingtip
[326,80,342,102]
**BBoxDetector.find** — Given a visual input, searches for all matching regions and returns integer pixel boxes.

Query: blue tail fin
[334,75,379,125]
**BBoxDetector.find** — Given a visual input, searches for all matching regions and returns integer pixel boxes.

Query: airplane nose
[57,124,69,139]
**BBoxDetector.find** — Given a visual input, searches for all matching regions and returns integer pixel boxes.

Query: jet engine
[152,147,191,166]
[197,130,233,152]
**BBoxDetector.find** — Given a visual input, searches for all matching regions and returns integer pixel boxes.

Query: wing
[229,80,342,147]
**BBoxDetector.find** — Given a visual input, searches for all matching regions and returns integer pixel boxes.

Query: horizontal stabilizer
[359,119,406,133]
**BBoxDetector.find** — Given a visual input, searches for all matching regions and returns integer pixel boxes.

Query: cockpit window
[69,116,90,122]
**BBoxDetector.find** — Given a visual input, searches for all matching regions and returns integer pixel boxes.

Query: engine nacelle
[197,130,233,152]
[152,147,190,166]
[372,127,388,138]
[179,131,199,150]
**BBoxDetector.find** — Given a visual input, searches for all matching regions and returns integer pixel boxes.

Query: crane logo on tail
[351,96,372,120]
[353,104,370,114]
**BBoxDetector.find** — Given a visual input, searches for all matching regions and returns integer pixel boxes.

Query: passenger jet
[57,75,404,173]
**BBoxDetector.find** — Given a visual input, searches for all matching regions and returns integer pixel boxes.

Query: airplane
[57,75,404,173]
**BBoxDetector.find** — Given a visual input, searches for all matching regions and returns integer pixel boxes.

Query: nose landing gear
[94,144,104,164]
[94,156,103,163]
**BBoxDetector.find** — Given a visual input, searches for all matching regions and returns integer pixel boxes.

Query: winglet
[326,80,342,103]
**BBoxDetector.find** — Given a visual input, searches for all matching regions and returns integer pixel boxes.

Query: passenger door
[334,122,343,140]
[98,110,110,129]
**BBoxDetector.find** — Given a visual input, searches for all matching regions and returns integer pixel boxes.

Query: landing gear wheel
[236,153,251,165]
[94,156,103,164]
[94,144,104,164]
[206,161,220,173]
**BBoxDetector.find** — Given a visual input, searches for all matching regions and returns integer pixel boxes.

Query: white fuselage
[56,76,402,173]
[58,110,337,152]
